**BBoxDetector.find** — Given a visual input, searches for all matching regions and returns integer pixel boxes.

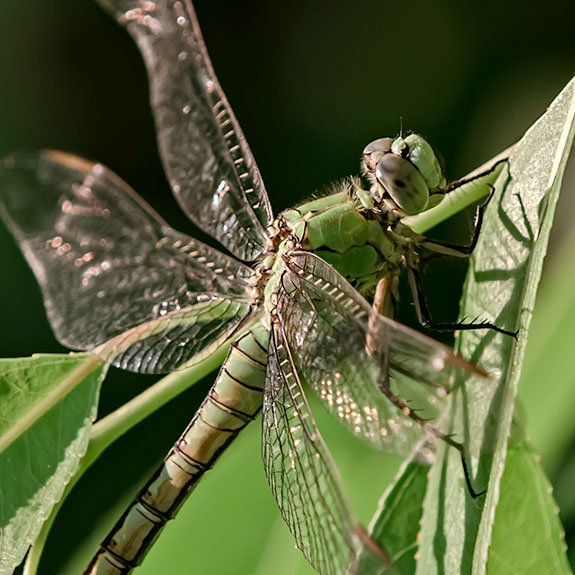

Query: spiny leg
[420,184,495,257]
[405,252,518,338]
[370,276,484,497]
[368,276,482,493]
[378,378,485,499]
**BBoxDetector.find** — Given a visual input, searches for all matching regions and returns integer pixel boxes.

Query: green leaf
[363,461,429,574]
[0,352,103,454]
[517,228,575,468]
[415,78,575,574]
[487,435,571,575]
[0,354,106,574]
[367,76,575,575]
[19,345,228,575]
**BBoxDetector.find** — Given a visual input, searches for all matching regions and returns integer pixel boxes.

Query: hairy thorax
[258,182,420,313]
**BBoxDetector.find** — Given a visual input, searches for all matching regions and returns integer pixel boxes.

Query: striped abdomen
[84,325,269,575]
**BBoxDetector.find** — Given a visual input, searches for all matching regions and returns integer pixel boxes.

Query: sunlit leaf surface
[417,77,575,575]
[0,354,105,574]
[487,436,571,575]
[367,77,575,575]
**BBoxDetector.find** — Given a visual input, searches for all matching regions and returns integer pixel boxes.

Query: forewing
[263,325,387,575]
[0,151,255,373]
[97,0,272,261]
[277,251,484,456]
[96,296,254,373]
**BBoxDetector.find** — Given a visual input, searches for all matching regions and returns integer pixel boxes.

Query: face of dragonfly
[0,2,483,574]
[362,134,447,215]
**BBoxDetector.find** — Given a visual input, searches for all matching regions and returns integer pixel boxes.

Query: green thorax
[278,186,416,296]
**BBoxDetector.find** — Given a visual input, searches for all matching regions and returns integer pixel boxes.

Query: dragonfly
[0,1,510,574]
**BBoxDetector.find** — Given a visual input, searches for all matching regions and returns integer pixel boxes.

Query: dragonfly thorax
[268,187,415,299]
[362,134,447,216]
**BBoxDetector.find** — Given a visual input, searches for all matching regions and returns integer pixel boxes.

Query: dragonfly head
[362,134,446,216]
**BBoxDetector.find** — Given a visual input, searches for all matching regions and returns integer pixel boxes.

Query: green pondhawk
[0,1,513,574]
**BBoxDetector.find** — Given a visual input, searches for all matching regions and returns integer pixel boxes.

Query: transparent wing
[276,251,485,456]
[0,151,256,373]
[97,0,272,261]
[96,296,254,373]
[263,325,390,575]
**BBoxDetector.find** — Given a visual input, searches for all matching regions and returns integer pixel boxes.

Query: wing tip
[354,524,393,568]
[448,353,490,378]
[43,150,99,173]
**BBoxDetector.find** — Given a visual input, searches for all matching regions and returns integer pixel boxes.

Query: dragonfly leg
[378,378,485,498]
[405,253,518,338]
[420,184,494,257]
[366,274,398,355]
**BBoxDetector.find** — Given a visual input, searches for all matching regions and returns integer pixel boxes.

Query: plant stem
[90,344,229,451]
[23,343,229,575]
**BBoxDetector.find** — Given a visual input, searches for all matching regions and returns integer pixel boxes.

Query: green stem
[402,145,514,234]
[90,344,228,451]
[23,344,229,575]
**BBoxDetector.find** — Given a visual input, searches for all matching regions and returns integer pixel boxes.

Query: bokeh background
[0,1,573,573]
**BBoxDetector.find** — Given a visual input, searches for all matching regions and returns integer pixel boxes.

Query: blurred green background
[0,1,573,573]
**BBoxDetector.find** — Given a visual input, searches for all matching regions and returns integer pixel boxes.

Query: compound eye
[362,138,394,173]
[375,153,429,215]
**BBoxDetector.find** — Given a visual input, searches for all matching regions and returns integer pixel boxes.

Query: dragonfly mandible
[0,1,508,574]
